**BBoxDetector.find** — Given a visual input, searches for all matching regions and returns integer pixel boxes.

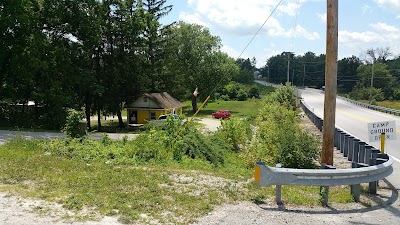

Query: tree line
[259,48,400,101]
[1,0,250,130]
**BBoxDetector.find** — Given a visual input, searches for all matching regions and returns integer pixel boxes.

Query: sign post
[368,121,397,153]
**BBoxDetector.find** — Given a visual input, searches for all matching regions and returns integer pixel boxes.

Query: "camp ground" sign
[368,121,397,142]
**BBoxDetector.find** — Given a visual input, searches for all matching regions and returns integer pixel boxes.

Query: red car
[212,110,232,119]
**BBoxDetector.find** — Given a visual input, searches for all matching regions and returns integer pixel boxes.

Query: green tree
[142,0,172,92]
[356,63,394,98]
[163,22,239,101]
[337,56,361,92]
[235,58,256,84]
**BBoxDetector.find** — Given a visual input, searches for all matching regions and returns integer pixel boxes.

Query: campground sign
[368,121,397,142]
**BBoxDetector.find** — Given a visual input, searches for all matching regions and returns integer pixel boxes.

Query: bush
[248,85,260,98]
[393,88,400,100]
[63,109,86,138]
[222,81,248,100]
[349,86,384,101]
[237,89,248,101]
[243,96,320,169]
[270,83,296,110]
[174,129,230,167]
[218,117,252,151]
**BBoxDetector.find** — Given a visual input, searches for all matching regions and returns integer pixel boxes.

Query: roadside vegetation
[0,85,354,224]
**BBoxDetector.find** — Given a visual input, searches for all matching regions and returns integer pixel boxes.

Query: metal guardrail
[337,96,400,116]
[254,100,394,205]
[255,157,393,187]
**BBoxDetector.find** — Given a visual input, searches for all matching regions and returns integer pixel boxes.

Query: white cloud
[374,0,400,17]
[317,13,326,23]
[362,4,373,14]
[278,1,301,16]
[370,22,399,32]
[178,12,208,27]
[220,45,241,59]
[339,31,385,44]
[339,29,400,59]
[181,0,319,40]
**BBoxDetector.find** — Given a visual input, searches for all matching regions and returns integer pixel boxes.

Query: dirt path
[198,117,221,132]
[0,193,122,225]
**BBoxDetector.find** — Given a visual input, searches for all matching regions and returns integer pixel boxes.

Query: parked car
[158,114,179,120]
[148,114,181,128]
[212,110,231,119]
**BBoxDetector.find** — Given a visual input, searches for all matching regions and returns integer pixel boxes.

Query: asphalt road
[299,88,400,189]
[299,88,400,161]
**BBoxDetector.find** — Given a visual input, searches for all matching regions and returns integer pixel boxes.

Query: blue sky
[161,0,400,68]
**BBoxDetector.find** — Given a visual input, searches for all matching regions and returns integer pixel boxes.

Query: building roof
[143,92,184,109]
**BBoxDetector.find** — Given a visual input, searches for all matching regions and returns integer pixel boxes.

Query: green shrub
[248,85,260,98]
[63,109,86,138]
[393,88,400,100]
[237,89,248,101]
[244,96,320,169]
[218,117,252,151]
[270,83,296,110]
[223,81,248,100]
[174,128,230,167]
[349,86,384,101]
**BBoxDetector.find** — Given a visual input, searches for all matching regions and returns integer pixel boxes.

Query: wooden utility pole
[321,0,338,166]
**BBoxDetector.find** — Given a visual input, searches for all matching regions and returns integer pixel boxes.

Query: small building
[125,92,184,125]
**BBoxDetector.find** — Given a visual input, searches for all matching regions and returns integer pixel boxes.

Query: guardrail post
[344,134,350,157]
[275,163,282,205]
[334,128,340,148]
[351,162,361,202]
[352,139,360,163]
[369,157,377,194]
[340,131,345,153]
[320,164,335,206]
[359,142,366,163]
[317,117,323,131]
[364,145,372,164]
[347,136,354,161]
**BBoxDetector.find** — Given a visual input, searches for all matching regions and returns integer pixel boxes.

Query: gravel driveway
[198,118,221,132]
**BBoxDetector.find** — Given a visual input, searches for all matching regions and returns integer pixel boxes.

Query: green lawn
[376,100,400,110]
[183,98,263,120]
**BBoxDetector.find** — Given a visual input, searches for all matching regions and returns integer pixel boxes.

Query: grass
[0,137,354,224]
[183,98,263,120]
[375,100,400,110]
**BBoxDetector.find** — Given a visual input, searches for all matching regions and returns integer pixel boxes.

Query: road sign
[368,121,397,142]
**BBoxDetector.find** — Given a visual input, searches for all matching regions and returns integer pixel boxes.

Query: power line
[289,0,301,51]
[167,1,285,154]
[237,0,284,60]
[211,0,284,95]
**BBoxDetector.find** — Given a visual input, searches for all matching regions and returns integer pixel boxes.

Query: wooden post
[321,0,338,166]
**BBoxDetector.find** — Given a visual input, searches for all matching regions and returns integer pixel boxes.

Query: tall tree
[100,0,146,127]
[163,22,239,101]
[337,55,361,91]
[356,63,394,98]
[235,58,256,84]
[142,0,172,92]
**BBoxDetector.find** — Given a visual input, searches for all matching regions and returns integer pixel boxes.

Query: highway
[255,80,399,188]
[299,88,399,190]
[300,88,400,163]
